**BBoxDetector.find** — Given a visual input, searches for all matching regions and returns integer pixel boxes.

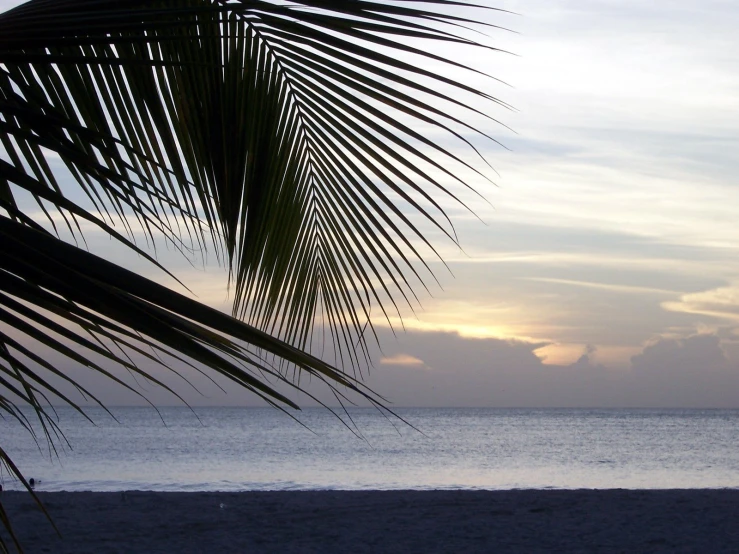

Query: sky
[4,0,739,408]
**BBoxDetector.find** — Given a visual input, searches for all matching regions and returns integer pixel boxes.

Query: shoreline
[2,489,739,552]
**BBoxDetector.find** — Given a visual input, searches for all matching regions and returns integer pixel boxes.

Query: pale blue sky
[3,0,739,407]
[377,0,739,371]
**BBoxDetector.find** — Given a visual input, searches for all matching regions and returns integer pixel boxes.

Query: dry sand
[1,489,738,553]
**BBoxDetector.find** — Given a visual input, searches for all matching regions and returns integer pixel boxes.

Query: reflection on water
[1,407,738,491]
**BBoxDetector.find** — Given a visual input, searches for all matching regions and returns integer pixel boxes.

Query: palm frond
[0,0,508,550]
[0,215,388,408]
[0,0,508,371]
[0,1,508,544]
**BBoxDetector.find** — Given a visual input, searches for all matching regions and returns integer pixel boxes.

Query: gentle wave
[2,407,738,492]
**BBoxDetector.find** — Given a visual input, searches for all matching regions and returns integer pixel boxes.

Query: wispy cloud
[663,284,739,322]
[379,354,428,369]
[524,277,682,296]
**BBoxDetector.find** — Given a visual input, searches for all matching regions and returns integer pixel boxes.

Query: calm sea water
[1,407,738,492]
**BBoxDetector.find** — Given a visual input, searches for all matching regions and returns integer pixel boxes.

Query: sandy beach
[1,489,738,553]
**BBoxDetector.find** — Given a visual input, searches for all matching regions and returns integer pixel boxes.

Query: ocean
[2,407,738,492]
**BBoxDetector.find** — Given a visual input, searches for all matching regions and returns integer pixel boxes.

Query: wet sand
[1,489,738,553]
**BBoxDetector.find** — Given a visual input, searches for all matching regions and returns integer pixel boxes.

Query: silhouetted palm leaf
[0,1,506,550]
